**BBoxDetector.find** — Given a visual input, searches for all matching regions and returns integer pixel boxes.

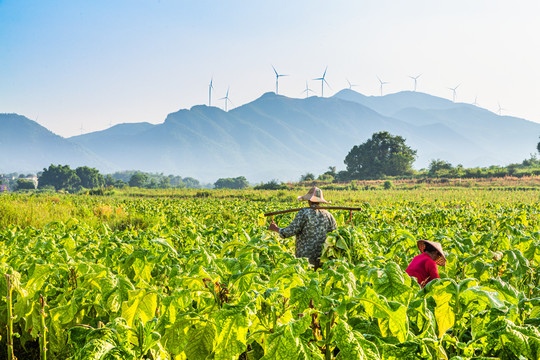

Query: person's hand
[268,221,280,233]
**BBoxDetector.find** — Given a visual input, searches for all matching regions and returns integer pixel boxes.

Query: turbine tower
[220,87,233,112]
[472,96,479,106]
[409,74,422,92]
[314,66,330,97]
[272,65,288,95]
[497,102,506,116]
[208,78,214,106]
[377,76,389,96]
[448,84,460,102]
[302,81,314,98]
[347,79,359,89]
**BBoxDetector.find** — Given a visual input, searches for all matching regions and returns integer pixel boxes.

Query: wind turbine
[302,81,315,98]
[448,84,460,102]
[472,96,479,107]
[409,74,422,92]
[313,66,330,97]
[346,79,359,90]
[497,102,506,116]
[220,87,233,112]
[208,78,214,106]
[272,65,288,95]
[80,124,84,135]
[377,76,389,96]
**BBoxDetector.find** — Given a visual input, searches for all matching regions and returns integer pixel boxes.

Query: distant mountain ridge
[2,90,539,182]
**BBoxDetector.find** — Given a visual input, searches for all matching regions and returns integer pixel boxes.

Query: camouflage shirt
[279,207,337,266]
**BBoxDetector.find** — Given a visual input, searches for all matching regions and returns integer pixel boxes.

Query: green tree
[428,159,453,177]
[38,164,81,191]
[344,131,417,179]
[16,179,35,190]
[183,177,201,189]
[159,177,171,189]
[76,166,105,189]
[214,176,249,189]
[300,173,315,182]
[129,172,148,187]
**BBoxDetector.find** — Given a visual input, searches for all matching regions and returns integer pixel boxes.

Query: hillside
[0,113,111,173]
[3,90,540,182]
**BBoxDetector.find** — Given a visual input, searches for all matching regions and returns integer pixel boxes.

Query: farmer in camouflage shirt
[269,187,337,269]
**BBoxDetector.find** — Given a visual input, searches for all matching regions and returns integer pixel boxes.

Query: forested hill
[0,113,112,173]
[2,90,540,182]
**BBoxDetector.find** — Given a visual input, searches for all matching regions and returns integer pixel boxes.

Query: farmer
[406,240,446,288]
[269,187,337,269]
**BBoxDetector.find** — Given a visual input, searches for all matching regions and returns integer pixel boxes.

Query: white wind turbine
[314,66,330,97]
[346,79,359,90]
[208,78,214,106]
[272,65,288,95]
[302,81,315,98]
[472,96,479,107]
[409,74,422,92]
[377,76,389,96]
[220,87,233,112]
[497,102,506,116]
[448,84,460,102]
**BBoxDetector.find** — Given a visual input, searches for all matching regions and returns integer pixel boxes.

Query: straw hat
[417,240,446,266]
[297,187,330,203]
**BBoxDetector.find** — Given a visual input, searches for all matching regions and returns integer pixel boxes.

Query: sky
[1,0,539,137]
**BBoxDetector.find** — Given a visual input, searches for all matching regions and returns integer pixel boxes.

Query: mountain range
[1,90,539,182]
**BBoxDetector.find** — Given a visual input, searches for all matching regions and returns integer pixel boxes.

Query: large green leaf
[184,321,217,360]
[121,290,158,327]
[368,261,413,305]
[213,307,249,360]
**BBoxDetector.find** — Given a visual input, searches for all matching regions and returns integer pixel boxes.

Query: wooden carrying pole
[264,206,362,223]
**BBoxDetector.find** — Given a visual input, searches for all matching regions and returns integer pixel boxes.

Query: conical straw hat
[297,187,330,203]
[417,240,446,266]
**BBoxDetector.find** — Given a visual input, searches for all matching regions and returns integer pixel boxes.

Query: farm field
[1,188,540,359]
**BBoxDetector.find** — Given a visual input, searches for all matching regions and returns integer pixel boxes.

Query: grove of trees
[344,131,417,179]
[214,176,249,189]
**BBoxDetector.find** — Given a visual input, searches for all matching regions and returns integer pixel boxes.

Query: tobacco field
[1,190,540,359]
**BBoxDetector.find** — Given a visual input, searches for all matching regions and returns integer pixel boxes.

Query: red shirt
[406,253,440,287]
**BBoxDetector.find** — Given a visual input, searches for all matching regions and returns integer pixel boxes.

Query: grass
[2,183,540,230]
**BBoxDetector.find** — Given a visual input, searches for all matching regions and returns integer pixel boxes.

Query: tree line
[3,165,206,192]
[298,131,540,183]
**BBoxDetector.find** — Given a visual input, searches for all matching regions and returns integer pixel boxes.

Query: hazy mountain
[333,90,540,168]
[0,113,112,173]
[4,90,540,182]
[70,93,416,181]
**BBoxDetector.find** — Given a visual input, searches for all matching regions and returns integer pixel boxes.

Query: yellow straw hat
[417,240,446,266]
[297,187,330,204]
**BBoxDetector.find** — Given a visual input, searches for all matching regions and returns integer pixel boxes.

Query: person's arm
[329,213,337,232]
[425,259,440,283]
[271,210,306,238]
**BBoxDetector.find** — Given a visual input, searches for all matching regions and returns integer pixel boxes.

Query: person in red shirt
[406,240,446,288]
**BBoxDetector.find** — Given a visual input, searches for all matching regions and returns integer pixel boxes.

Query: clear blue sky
[1,0,539,137]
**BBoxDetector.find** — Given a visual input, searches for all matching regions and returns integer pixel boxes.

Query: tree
[344,131,417,179]
[428,159,453,177]
[16,179,35,190]
[76,166,105,189]
[129,172,148,187]
[300,173,315,182]
[38,164,81,191]
[214,176,249,189]
[183,177,201,189]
